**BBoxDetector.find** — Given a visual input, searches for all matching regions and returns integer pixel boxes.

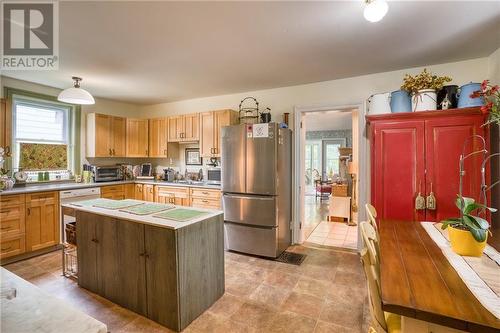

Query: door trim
[293,102,368,249]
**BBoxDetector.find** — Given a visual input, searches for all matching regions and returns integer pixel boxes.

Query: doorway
[294,104,368,250]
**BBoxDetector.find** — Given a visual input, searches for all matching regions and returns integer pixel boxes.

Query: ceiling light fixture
[58,76,95,105]
[363,0,389,23]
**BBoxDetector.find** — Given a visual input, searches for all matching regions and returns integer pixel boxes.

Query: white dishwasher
[59,187,101,278]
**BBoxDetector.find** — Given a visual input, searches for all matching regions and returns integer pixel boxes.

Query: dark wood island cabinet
[73,204,224,332]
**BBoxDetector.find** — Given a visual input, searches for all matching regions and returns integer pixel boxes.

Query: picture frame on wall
[185,148,202,165]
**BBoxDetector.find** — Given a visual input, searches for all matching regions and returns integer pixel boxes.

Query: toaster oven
[206,167,221,185]
[92,165,123,182]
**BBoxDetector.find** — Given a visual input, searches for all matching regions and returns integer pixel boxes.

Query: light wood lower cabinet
[135,184,144,200]
[154,186,190,205]
[0,194,26,259]
[190,188,221,209]
[25,192,59,252]
[101,185,125,200]
[125,183,135,199]
[144,185,154,202]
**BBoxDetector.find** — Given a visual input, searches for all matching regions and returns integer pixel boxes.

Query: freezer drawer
[224,223,278,258]
[222,194,276,227]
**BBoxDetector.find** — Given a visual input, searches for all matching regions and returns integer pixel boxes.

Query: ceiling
[3,1,500,105]
[304,110,353,131]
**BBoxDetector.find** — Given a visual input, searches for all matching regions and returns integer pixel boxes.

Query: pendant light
[57,76,95,105]
[364,0,389,23]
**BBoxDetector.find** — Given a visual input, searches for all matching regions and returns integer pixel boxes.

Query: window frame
[4,87,81,180]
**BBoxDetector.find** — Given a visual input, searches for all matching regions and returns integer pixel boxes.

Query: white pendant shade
[58,77,95,105]
[364,0,389,23]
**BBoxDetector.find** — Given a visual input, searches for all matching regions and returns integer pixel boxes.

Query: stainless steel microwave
[206,167,221,185]
[92,165,123,182]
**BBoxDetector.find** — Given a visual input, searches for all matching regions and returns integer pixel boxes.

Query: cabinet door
[184,114,200,141]
[149,118,168,157]
[425,116,486,222]
[144,184,154,202]
[95,114,112,157]
[97,217,147,316]
[214,110,233,156]
[144,225,179,330]
[76,211,99,293]
[125,183,135,199]
[126,119,149,157]
[371,121,426,222]
[200,112,215,157]
[135,184,144,200]
[111,116,127,157]
[168,116,183,142]
[25,192,59,251]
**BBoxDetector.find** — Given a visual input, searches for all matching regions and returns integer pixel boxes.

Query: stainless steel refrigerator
[221,123,292,258]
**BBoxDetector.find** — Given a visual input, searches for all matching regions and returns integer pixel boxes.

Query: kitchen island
[63,200,224,332]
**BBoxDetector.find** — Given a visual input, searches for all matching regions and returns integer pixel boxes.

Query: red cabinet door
[425,116,486,223]
[371,120,426,222]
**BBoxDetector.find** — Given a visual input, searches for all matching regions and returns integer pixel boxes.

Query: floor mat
[274,251,307,266]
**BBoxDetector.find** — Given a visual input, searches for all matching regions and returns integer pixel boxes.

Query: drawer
[101,185,125,194]
[26,191,58,205]
[155,186,189,198]
[0,205,25,236]
[0,194,25,208]
[190,188,221,200]
[191,197,221,210]
[0,235,26,259]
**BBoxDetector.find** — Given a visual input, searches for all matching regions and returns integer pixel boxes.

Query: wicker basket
[65,222,77,245]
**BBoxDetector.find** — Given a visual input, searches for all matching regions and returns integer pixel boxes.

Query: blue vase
[390,90,412,113]
[458,82,484,108]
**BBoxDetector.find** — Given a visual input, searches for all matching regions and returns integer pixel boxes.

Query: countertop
[0,267,107,333]
[0,179,221,195]
[62,200,223,230]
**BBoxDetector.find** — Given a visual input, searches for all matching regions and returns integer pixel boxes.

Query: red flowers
[472,79,500,126]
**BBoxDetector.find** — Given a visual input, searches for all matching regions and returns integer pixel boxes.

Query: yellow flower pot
[448,226,487,257]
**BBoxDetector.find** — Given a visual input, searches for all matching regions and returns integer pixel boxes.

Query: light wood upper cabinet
[25,192,59,252]
[183,113,200,141]
[200,110,237,157]
[87,113,127,157]
[111,116,127,157]
[149,118,169,157]
[126,119,149,157]
[168,114,200,143]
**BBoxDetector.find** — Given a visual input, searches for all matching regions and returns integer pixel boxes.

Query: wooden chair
[360,221,380,286]
[365,203,379,233]
[360,248,401,333]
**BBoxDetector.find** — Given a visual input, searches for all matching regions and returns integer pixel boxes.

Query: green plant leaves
[468,228,487,242]
[467,215,490,230]
[441,218,460,230]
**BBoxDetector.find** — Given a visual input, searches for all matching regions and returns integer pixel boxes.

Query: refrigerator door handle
[223,194,274,201]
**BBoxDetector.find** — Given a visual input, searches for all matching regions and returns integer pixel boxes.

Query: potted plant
[470,79,500,126]
[441,196,496,257]
[401,69,452,112]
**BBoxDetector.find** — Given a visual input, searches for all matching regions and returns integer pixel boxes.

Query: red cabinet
[367,107,489,223]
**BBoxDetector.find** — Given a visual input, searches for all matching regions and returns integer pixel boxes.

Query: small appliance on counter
[206,167,221,185]
[164,168,175,182]
[136,163,154,180]
[91,165,122,182]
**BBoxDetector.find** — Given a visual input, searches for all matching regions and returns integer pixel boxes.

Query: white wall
[488,47,500,84]
[140,57,490,123]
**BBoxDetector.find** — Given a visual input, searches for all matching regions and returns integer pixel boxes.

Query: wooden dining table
[379,219,500,333]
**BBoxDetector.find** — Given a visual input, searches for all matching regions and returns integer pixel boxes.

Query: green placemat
[92,199,143,210]
[120,204,175,215]
[153,208,209,222]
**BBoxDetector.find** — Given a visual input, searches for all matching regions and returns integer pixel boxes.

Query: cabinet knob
[27,208,31,215]
[109,148,112,156]
[112,149,116,155]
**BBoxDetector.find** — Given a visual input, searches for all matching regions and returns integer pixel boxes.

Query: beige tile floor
[3,246,370,333]
[306,222,358,250]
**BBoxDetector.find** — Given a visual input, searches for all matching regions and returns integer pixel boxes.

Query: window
[305,141,321,185]
[12,94,77,182]
[322,139,346,179]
